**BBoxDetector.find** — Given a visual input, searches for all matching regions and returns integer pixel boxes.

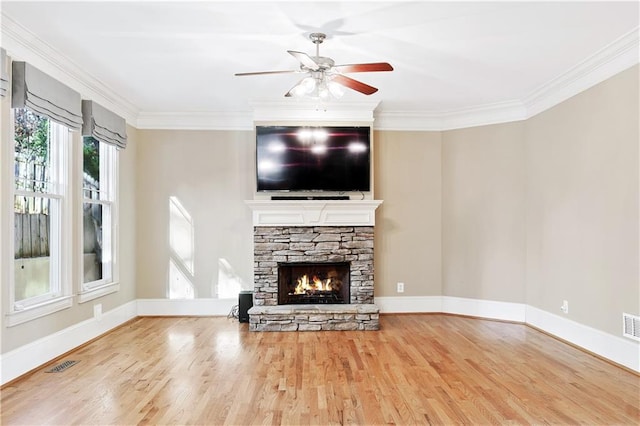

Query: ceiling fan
[234,33,393,99]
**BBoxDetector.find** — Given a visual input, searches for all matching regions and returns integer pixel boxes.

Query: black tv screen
[256,125,371,192]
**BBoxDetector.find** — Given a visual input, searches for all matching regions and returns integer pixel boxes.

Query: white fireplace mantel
[245,200,383,227]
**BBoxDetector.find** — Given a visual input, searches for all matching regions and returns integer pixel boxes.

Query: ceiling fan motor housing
[301,56,335,72]
[309,32,327,44]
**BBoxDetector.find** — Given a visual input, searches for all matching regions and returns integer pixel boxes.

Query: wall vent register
[623,313,640,341]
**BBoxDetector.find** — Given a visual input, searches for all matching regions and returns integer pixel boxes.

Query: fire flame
[294,274,333,294]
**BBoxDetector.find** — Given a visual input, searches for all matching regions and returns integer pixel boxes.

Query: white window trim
[6,114,73,327]
[77,282,119,303]
[6,296,73,327]
[77,139,119,303]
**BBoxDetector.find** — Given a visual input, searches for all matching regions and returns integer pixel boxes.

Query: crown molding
[0,12,139,125]
[523,26,639,118]
[1,9,637,132]
[136,111,253,130]
[250,99,379,124]
[136,100,380,129]
[375,27,639,131]
[133,25,638,131]
[374,100,527,131]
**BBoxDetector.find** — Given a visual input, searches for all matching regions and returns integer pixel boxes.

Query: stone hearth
[249,304,379,331]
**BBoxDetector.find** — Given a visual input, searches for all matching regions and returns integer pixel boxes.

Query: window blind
[1,48,9,98]
[11,61,83,130]
[81,100,127,149]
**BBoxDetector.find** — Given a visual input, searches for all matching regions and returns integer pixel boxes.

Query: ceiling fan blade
[284,83,296,97]
[288,50,320,71]
[333,62,394,73]
[235,70,299,76]
[331,74,378,95]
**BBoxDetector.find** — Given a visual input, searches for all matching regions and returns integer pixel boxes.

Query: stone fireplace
[252,225,375,306]
[246,200,382,331]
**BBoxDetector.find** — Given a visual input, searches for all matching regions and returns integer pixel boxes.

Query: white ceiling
[1,1,638,129]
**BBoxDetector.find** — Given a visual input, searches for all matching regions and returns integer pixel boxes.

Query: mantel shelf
[245,199,383,227]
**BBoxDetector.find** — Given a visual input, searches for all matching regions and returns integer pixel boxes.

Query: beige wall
[442,122,526,302]
[135,130,255,299]
[134,129,443,300]
[374,131,442,297]
[132,63,638,338]
[1,66,636,355]
[525,65,639,335]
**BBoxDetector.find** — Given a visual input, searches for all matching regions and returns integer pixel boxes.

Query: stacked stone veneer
[249,226,379,331]
[252,226,375,306]
[249,304,379,331]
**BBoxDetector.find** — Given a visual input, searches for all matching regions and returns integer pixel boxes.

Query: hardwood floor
[1,314,638,425]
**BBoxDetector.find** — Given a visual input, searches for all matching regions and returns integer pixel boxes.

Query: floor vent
[623,313,640,341]
[45,360,79,373]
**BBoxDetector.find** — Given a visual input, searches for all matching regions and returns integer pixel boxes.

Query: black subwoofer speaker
[238,291,253,323]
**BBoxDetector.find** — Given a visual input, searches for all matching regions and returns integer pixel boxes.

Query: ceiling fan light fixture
[291,76,316,97]
[292,74,344,100]
[317,80,331,100]
[327,79,344,98]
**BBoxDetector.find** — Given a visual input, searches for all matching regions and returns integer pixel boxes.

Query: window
[10,108,72,325]
[79,136,118,302]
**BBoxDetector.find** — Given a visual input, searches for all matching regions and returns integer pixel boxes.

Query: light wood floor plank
[1,314,639,425]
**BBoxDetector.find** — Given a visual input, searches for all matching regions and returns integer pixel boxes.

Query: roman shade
[12,61,82,129]
[1,48,9,98]
[81,100,127,149]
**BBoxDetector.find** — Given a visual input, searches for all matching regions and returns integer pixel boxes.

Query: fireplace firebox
[278,262,350,305]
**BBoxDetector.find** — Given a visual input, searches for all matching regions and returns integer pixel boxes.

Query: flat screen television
[256,125,371,192]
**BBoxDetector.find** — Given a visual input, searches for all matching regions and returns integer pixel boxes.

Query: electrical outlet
[93,303,102,321]
[397,282,405,293]
[561,300,569,314]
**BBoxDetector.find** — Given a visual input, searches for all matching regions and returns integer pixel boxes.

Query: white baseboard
[375,296,442,313]
[0,300,137,385]
[2,297,637,385]
[526,305,640,372]
[375,295,526,323]
[136,298,236,317]
[442,296,527,322]
[375,295,637,372]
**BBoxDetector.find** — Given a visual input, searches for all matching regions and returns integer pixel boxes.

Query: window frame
[77,137,119,303]
[7,109,73,326]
